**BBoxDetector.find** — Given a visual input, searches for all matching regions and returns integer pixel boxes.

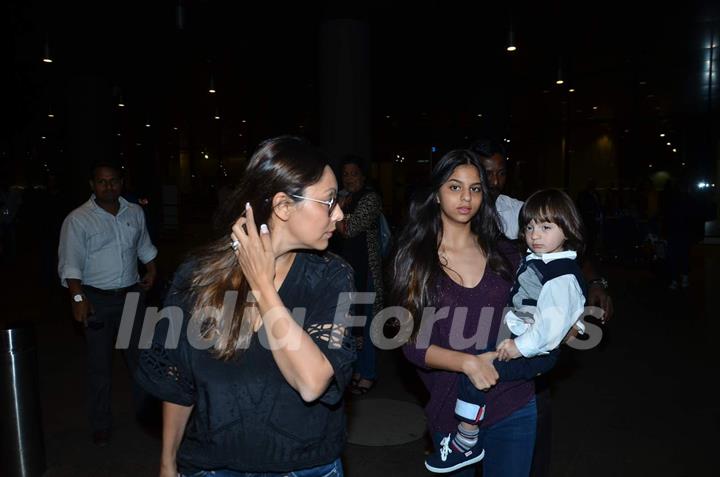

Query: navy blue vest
[509,257,588,307]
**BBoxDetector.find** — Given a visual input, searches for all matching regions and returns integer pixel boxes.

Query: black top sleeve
[134,263,197,406]
[305,259,357,406]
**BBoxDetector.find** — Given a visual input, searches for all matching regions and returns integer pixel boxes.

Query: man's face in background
[481,153,507,201]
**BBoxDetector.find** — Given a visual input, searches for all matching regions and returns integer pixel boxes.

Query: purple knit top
[402,242,535,434]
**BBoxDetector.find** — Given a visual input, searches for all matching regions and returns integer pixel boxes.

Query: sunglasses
[290,194,338,217]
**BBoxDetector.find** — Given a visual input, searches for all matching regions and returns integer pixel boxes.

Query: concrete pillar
[319,19,371,170]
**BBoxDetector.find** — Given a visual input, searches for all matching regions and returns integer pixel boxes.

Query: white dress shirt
[505,250,586,358]
[495,194,525,240]
[58,195,157,290]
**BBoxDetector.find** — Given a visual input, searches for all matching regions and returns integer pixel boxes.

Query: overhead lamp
[42,40,52,63]
[568,88,575,93]
[208,75,216,94]
[659,133,665,137]
[555,57,565,85]
[506,27,517,52]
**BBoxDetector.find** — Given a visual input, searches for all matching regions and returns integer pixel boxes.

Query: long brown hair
[189,136,328,360]
[389,149,514,340]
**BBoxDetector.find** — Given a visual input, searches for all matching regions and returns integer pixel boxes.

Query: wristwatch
[588,277,609,290]
[72,294,85,303]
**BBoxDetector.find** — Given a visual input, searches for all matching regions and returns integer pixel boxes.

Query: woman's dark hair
[388,149,513,340]
[520,189,585,254]
[190,135,328,360]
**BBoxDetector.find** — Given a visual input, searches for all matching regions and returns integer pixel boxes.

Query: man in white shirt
[58,163,157,446]
[468,139,524,239]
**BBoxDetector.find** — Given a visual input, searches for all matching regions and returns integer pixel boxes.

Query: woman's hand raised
[231,203,276,294]
[461,351,499,391]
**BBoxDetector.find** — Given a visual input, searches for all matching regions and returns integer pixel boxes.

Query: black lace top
[135,251,356,474]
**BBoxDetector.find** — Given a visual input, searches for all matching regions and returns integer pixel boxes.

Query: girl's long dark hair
[188,135,327,360]
[389,149,513,339]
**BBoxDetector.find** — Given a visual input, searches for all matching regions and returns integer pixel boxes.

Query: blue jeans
[441,397,537,477]
[353,275,376,381]
[181,458,343,477]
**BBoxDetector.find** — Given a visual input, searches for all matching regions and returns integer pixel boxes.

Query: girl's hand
[158,462,178,477]
[231,203,275,293]
[462,352,499,390]
[497,339,521,361]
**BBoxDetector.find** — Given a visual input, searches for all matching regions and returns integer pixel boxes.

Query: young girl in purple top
[392,150,559,477]
[423,189,587,473]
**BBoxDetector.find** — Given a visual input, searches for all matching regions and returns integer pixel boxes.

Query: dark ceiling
[3,0,719,185]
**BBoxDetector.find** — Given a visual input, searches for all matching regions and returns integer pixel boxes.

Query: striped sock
[452,423,479,452]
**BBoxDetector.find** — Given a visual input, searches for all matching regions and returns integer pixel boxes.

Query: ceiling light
[209,75,217,94]
[42,40,52,63]
[507,28,517,52]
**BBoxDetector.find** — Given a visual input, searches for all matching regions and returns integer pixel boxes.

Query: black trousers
[456,350,559,425]
[82,286,146,432]
[529,376,552,477]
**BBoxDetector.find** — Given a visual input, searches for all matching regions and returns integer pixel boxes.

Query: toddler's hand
[497,339,522,361]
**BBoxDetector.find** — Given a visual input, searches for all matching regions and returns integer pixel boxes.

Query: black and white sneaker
[424,433,485,473]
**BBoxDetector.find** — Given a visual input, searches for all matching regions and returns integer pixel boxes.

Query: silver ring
[230,240,240,251]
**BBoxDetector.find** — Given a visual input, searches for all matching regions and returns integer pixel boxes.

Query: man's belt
[83,284,137,296]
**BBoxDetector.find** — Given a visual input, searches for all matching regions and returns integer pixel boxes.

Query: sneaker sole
[424,449,485,474]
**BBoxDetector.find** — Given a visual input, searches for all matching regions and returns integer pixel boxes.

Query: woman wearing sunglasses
[136,136,354,477]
